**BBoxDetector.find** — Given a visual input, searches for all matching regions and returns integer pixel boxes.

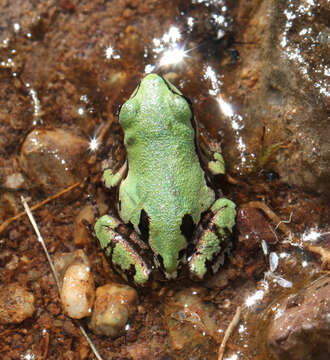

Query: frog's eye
[168,94,192,123]
[119,100,140,129]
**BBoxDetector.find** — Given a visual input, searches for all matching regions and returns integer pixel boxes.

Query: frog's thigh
[94,215,151,286]
[188,198,236,280]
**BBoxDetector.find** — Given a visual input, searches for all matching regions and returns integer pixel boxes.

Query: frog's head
[119,74,192,137]
[134,73,183,98]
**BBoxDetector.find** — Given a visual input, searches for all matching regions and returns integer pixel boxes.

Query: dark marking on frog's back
[180,213,195,241]
[157,253,165,272]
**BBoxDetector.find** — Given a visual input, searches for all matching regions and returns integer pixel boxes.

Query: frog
[94,74,236,286]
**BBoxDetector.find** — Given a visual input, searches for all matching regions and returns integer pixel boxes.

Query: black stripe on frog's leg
[156,254,165,273]
[188,225,232,281]
[138,209,150,243]
[102,225,152,286]
[188,202,235,281]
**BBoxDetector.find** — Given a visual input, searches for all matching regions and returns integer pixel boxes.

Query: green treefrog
[95,74,236,286]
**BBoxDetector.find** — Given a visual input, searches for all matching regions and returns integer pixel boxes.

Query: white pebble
[60,263,95,319]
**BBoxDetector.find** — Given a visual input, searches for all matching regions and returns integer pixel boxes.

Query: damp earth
[0,1,329,359]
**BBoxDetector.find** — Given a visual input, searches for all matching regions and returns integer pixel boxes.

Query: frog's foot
[94,214,152,286]
[102,161,127,189]
[188,198,236,280]
[198,133,226,175]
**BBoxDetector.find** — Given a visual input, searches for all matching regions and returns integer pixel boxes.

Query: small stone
[3,172,25,190]
[89,283,138,338]
[59,250,95,319]
[237,207,277,248]
[73,205,95,246]
[20,128,88,194]
[165,287,223,350]
[123,8,133,19]
[0,283,35,324]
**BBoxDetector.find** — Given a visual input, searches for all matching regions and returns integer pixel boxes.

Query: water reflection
[204,65,222,95]
[26,83,43,126]
[245,290,264,307]
[217,96,234,118]
[216,95,248,167]
[225,353,239,360]
[88,136,99,152]
[148,25,189,68]
[159,46,187,67]
[104,44,120,60]
[302,227,330,242]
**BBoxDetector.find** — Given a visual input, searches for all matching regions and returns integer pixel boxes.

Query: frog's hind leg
[188,198,236,281]
[95,214,152,286]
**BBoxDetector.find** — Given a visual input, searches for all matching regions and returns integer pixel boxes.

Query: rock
[0,283,35,324]
[165,287,222,350]
[237,207,277,249]
[58,250,95,319]
[223,0,329,195]
[267,275,330,360]
[73,204,95,246]
[20,128,88,194]
[89,283,138,338]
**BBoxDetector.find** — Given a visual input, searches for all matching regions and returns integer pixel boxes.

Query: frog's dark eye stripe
[115,103,123,116]
[159,76,193,107]
[159,74,180,95]
[130,83,141,99]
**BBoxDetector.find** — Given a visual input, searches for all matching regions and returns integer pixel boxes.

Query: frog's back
[118,74,215,277]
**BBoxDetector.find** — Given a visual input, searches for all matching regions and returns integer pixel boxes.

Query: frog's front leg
[198,130,226,176]
[95,214,152,286]
[188,198,236,280]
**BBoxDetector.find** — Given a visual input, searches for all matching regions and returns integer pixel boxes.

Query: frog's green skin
[95,74,236,286]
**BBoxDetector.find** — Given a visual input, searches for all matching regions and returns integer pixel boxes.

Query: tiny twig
[21,196,61,291]
[21,196,103,360]
[268,224,279,243]
[305,244,330,270]
[0,181,81,234]
[42,331,49,360]
[242,201,299,242]
[275,212,293,230]
[218,306,241,360]
[78,324,103,360]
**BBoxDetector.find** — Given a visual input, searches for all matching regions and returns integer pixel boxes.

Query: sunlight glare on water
[146,25,190,69]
